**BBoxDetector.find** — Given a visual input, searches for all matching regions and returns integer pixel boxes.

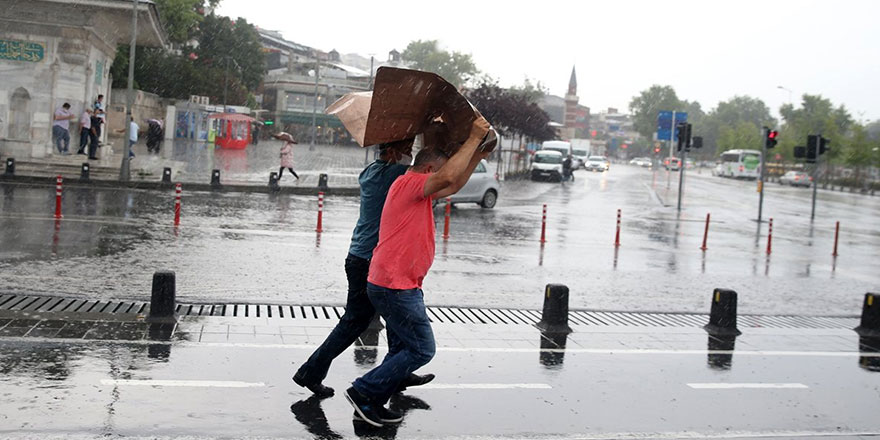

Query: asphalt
[1,308,879,439]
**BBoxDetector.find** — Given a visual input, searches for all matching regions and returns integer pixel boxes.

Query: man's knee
[412,340,436,366]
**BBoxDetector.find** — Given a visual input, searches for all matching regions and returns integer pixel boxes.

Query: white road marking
[100,379,265,388]
[563,430,880,439]
[6,337,880,358]
[420,383,551,390]
[687,383,808,390]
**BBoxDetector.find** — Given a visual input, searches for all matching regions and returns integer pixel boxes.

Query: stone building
[0,0,166,159]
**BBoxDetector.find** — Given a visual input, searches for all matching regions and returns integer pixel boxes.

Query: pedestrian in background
[115,117,138,159]
[146,119,163,154]
[87,110,102,160]
[52,103,76,154]
[76,109,92,155]
[273,132,299,180]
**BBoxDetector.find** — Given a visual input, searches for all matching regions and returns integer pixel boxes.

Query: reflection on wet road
[1,165,878,315]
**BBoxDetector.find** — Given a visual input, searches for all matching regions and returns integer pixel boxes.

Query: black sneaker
[292,372,334,398]
[352,405,403,424]
[344,386,383,427]
[395,373,435,393]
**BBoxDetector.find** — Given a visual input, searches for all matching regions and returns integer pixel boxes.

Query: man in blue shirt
[293,139,434,398]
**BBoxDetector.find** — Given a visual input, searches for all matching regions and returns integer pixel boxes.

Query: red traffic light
[768,130,778,139]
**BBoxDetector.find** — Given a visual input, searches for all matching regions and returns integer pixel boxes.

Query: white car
[530,150,564,182]
[779,171,812,188]
[446,159,499,208]
[629,157,652,167]
[585,156,609,172]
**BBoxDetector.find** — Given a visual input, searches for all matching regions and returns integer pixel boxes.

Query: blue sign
[657,111,687,141]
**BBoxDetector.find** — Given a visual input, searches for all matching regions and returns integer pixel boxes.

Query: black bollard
[704,288,741,336]
[707,334,736,370]
[317,173,329,191]
[855,293,880,337]
[536,284,572,334]
[269,172,280,191]
[162,167,172,184]
[858,336,880,372]
[79,162,90,182]
[4,157,13,176]
[148,271,177,322]
[210,169,222,190]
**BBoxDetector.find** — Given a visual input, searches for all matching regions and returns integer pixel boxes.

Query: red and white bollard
[700,213,711,251]
[540,204,547,243]
[54,175,63,219]
[832,221,840,257]
[316,191,324,233]
[442,197,451,240]
[766,217,774,255]
[614,209,622,248]
[173,183,182,227]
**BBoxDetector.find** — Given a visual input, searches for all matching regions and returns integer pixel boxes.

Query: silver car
[444,159,500,208]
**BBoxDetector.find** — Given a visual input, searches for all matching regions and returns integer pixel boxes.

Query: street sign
[657,111,688,141]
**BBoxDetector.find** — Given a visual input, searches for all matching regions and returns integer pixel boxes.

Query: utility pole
[667,111,676,189]
[310,52,319,151]
[119,0,138,181]
[676,123,691,212]
[757,126,768,223]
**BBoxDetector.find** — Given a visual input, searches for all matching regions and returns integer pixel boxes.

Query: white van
[540,141,572,158]
[530,150,564,182]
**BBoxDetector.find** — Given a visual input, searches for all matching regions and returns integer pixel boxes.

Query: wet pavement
[1,310,879,439]
[1,164,878,316]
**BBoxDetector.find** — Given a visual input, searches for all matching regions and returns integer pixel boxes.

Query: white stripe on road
[100,379,265,388]
[687,383,808,390]
[420,383,551,390]
[8,336,880,358]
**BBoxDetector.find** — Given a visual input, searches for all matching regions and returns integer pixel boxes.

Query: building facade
[0,0,166,159]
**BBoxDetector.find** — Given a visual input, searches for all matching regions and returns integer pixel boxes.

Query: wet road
[0,164,878,315]
[1,319,879,439]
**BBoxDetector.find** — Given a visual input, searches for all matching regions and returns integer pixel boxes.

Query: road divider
[540,204,547,243]
[537,284,572,334]
[704,288,741,336]
[766,217,774,255]
[210,169,222,190]
[173,183,182,227]
[149,271,177,323]
[315,191,324,233]
[832,221,840,257]
[614,209,621,247]
[700,213,711,251]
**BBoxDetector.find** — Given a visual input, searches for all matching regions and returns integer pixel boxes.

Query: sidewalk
[1,294,878,439]
[2,139,370,190]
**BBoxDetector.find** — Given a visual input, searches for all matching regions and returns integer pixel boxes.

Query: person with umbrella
[273,132,299,181]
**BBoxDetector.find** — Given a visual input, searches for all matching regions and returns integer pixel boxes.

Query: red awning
[207,113,256,122]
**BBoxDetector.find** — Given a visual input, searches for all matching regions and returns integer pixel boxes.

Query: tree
[195,14,265,91]
[628,85,681,140]
[701,96,775,157]
[401,40,479,88]
[154,0,220,46]
[468,82,555,142]
[717,121,762,155]
[778,94,853,162]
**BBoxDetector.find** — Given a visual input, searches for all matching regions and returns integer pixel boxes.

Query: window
[721,153,740,163]
[535,154,562,164]
[8,87,31,140]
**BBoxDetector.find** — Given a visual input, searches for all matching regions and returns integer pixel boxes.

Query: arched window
[9,88,31,140]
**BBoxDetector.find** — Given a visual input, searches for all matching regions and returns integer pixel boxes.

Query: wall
[107,89,169,144]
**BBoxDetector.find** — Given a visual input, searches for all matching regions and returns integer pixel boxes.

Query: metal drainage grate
[0,294,859,330]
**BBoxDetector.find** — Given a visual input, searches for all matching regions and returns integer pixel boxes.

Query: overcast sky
[218,0,880,122]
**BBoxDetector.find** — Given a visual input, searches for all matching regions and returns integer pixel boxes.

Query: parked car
[586,155,610,172]
[530,150,564,182]
[664,157,681,171]
[779,171,812,187]
[436,160,499,208]
[572,148,589,169]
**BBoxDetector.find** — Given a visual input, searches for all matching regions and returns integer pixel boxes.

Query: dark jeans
[53,126,70,153]
[88,132,99,158]
[353,283,435,404]
[78,128,90,151]
[295,254,378,385]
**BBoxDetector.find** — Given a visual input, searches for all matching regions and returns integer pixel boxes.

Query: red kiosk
[208,113,255,150]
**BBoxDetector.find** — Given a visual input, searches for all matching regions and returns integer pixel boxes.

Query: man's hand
[468,116,491,144]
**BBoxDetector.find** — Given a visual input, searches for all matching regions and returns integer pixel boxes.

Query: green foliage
[509,77,549,103]
[628,85,682,140]
[153,0,205,45]
[778,94,853,163]
[401,40,479,88]
[110,9,265,107]
[702,96,775,157]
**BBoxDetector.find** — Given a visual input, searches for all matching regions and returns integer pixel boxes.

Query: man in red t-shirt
[344,116,491,427]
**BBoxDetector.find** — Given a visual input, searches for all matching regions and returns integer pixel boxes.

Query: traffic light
[806,135,818,162]
[793,146,806,159]
[691,136,703,149]
[819,136,830,155]
[654,146,661,154]
[676,122,692,152]
[765,128,779,149]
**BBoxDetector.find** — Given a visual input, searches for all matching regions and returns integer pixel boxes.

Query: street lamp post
[119,0,138,181]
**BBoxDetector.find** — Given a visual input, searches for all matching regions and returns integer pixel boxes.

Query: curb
[0,174,360,196]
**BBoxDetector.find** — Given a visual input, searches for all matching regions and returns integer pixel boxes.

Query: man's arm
[431,150,489,200]
[423,117,490,199]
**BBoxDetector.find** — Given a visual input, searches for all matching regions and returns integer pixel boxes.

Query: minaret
[563,65,579,139]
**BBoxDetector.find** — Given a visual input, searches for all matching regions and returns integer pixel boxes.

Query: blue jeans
[53,126,70,153]
[295,254,388,385]
[353,283,435,404]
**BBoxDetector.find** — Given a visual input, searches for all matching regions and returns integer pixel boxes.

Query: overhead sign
[657,111,688,141]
